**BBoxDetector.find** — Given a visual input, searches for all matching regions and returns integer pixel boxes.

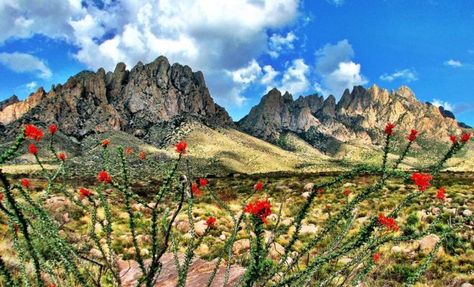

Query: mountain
[238,85,470,154]
[0,56,233,142]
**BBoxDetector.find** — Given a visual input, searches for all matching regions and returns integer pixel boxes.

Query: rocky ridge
[238,85,470,153]
[0,56,233,143]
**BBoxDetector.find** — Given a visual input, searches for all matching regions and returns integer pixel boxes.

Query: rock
[338,257,352,264]
[419,234,440,253]
[219,234,227,241]
[301,192,310,199]
[270,242,285,260]
[431,207,440,215]
[391,246,403,253]
[445,208,457,215]
[303,183,314,192]
[281,218,293,226]
[89,248,102,258]
[232,239,251,255]
[460,283,473,287]
[462,209,472,217]
[300,224,318,234]
[194,220,208,236]
[176,221,190,234]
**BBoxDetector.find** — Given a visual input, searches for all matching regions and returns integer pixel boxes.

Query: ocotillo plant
[0,123,471,286]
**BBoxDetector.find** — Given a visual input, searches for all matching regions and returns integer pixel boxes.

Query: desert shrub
[0,123,472,286]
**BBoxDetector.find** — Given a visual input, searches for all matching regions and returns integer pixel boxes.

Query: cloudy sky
[1,0,473,125]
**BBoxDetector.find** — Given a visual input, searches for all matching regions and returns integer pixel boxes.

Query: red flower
[244,198,272,223]
[449,135,458,143]
[384,123,395,136]
[175,140,187,154]
[57,152,66,161]
[378,214,399,232]
[373,252,381,263]
[49,284,57,287]
[407,129,418,142]
[139,151,146,160]
[436,187,446,201]
[254,181,264,191]
[79,188,92,199]
[28,143,38,155]
[97,170,112,184]
[411,172,433,192]
[199,178,209,187]
[48,124,58,135]
[461,133,471,143]
[101,139,110,148]
[191,183,202,197]
[0,193,3,202]
[21,179,30,189]
[343,188,350,197]
[125,147,133,155]
[24,124,44,141]
[317,188,325,197]
[205,216,216,227]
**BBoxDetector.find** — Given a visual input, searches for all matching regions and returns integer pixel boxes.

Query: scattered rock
[269,242,285,260]
[219,234,227,241]
[232,239,251,255]
[301,192,310,199]
[300,224,318,234]
[194,220,208,236]
[176,221,190,234]
[461,283,473,287]
[462,209,472,217]
[391,246,403,253]
[431,207,440,215]
[303,183,314,191]
[419,234,440,253]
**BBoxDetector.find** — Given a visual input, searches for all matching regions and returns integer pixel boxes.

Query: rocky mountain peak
[0,56,234,141]
[0,95,19,111]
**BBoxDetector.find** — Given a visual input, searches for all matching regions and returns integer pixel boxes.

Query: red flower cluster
[191,183,202,197]
[97,170,112,184]
[254,181,264,191]
[0,192,3,202]
[199,178,209,187]
[436,187,446,201]
[343,188,350,197]
[378,214,399,232]
[449,135,458,143]
[102,139,110,148]
[21,179,30,189]
[57,152,66,161]
[407,129,418,142]
[125,147,133,155]
[48,124,58,135]
[244,199,272,223]
[139,151,146,160]
[461,133,471,143]
[373,252,381,263]
[175,140,187,154]
[205,216,216,227]
[384,123,395,136]
[28,143,38,155]
[411,172,433,192]
[79,188,92,199]
[24,124,43,141]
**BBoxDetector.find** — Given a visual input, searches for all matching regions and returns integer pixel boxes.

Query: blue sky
[0,0,473,125]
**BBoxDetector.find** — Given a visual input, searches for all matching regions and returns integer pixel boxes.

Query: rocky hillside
[238,85,471,153]
[0,56,233,142]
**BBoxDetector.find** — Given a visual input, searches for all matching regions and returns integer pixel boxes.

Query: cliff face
[0,56,233,140]
[238,85,468,149]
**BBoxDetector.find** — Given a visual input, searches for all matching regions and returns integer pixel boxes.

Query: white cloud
[379,68,418,82]
[26,81,37,91]
[0,0,300,107]
[432,99,455,112]
[0,52,52,78]
[279,59,310,95]
[229,59,262,84]
[444,59,463,67]
[261,65,279,87]
[327,0,345,6]
[314,40,367,97]
[268,32,297,58]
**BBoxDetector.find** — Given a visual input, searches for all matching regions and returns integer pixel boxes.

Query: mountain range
[0,56,472,173]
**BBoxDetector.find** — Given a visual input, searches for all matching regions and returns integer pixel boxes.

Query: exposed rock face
[238,85,468,150]
[0,95,19,111]
[0,56,233,140]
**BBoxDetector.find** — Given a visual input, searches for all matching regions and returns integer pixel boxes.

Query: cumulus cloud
[261,65,280,87]
[229,59,262,85]
[314,40,367,97]
[0,52,52,78]
[279,59,310,95]
[0,0,300,107]
[26,81,37,91]
[432,99,455,112]
[444,59,463,67]
[380,68,418,82]
[268,32,297,58]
